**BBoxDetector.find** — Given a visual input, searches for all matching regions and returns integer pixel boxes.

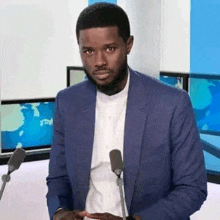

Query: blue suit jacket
[46,68,207,220]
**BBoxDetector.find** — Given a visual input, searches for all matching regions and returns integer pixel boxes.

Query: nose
[95,51,107,67]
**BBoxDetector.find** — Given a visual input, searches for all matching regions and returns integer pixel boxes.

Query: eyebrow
[81,46,93,50]
[82,43,118,50]
[105,43,118,47]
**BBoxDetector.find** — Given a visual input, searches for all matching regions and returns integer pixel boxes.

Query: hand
[53,209,88,220]
[86,212,122,220]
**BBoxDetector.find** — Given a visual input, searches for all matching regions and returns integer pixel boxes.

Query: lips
[94,71,110,80]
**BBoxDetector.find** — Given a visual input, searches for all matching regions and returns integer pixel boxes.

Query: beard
[83,57,128,95]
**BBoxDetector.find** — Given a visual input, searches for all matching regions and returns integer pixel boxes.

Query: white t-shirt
[85,71,130,219]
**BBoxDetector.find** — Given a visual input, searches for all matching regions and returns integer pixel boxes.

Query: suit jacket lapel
[123,68,152,212]
[72,81,97,206]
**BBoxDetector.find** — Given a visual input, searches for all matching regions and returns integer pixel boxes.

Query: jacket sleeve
[133,91,207,220]
[46,91,73,220]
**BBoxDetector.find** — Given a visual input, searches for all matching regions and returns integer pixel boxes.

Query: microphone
[109,149,123,177]
[1,148,26,200]
[7,148,26,175]
[109,149,126,220]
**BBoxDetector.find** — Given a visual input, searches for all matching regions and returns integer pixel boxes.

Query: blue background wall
[190,0,220,74]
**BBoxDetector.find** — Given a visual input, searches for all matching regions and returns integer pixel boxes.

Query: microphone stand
[116,173,126,220]
[0,173,11,200]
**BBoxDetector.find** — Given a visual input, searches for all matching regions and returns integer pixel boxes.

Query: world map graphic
[1,101,54,151]
[190,78,220,173]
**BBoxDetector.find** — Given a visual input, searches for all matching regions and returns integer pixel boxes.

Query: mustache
[93,67,111,73]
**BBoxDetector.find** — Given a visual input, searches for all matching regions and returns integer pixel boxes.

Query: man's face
[78,26,133,95]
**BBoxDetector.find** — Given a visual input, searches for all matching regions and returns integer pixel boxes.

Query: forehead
[78,26,123,46]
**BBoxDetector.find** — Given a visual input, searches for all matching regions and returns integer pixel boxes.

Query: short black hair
[76,3,131,43]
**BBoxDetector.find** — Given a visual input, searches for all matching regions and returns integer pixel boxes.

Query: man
[46,3,207,220]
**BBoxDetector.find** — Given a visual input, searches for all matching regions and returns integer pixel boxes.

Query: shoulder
[130,68,191,107]
[56,79,95,102]
[57,80,88,97]
[54,79,96,114]
[132,69,183,93]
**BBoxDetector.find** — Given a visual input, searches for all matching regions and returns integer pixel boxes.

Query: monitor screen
[67,66,87,87]
[1,98,55,153]
[159,72,189,91]
[189,74,220,135]
[189,73,220,177]
[200,133,220,176]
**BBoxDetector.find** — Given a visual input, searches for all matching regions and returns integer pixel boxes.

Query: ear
[126,36,134,55]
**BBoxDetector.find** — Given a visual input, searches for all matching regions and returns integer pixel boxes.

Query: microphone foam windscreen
[8,148,26,170]
[109,149,123,172]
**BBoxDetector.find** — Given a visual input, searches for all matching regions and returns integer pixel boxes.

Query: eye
[106,47,116,52]
[84,49,94,55]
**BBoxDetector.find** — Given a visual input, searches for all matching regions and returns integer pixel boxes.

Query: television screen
[189,74,220,135]
[159,72,189,91]
[200,133,220,176]
[1,98,55,153]
[189,73,220,178]
[67,66,87,87]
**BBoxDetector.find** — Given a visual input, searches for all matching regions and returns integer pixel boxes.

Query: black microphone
[109,149,123,177]
[7,148,26,175]
[0,148,26,200]
[109,149,126,220]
